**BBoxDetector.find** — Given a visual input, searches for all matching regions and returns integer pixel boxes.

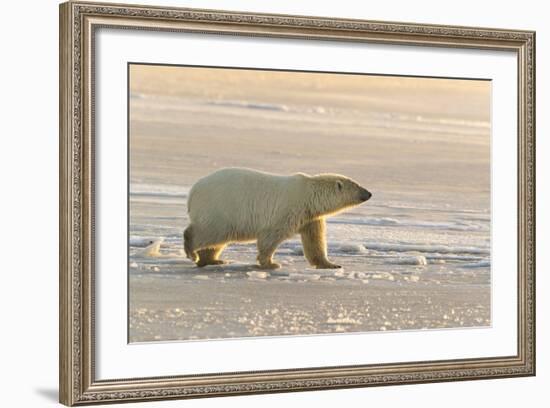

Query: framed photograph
[59,1,536,405]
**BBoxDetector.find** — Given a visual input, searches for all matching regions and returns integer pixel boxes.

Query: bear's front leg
[196,245,227,267]
[299,218,341,269]
[256,231,288,269]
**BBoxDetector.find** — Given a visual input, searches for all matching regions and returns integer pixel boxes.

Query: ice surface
[128,67,491,342]
[128,182,491,342]
[246,271,269,279]
[388,255,428,266]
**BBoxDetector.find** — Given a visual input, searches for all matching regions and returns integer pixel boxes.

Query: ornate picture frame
[59,1,535,405]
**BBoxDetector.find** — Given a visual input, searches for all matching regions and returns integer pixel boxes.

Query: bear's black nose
[360,189,372,202]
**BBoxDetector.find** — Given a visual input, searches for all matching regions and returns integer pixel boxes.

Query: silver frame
[59,1,536,405]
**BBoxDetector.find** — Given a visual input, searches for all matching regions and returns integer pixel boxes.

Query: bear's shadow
[197,262,272,273]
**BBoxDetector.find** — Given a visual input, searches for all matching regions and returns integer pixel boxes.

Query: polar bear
[183,168,371,269]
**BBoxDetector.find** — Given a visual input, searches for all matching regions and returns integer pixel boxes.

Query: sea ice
[288,273,321,281]
[336,243,368,254]
[460,260,491,268]
[137,238,164,257]
[246,271,269,279]
[388,255,428,266]
[130,237,160,247]
[290,247,304,256]
[364,242,489,256]
[370,272,395,281]
[270,270,290,277]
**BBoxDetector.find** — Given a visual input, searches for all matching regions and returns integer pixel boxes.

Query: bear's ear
[336,180,343,191]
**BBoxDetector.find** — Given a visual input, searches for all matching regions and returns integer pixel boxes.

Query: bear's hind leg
[196,245,227,267]
[299,218,341,269]
[256,231,287,269]
[183,226,198,263]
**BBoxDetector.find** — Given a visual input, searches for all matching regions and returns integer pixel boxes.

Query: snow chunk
[137,238,164,257]
[388,255,427,266]
[370,272,395,281]
[247,271,269,279]
[336,243,368,254]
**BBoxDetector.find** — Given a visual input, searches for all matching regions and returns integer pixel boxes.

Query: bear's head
[305,173,371,217]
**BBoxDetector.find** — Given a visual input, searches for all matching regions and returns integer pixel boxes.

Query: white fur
[184,167,370,268]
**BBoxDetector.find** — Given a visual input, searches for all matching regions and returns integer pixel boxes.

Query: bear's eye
[337,181,343,192]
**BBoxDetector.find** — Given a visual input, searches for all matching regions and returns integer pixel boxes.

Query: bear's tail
[183,226,197,262]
